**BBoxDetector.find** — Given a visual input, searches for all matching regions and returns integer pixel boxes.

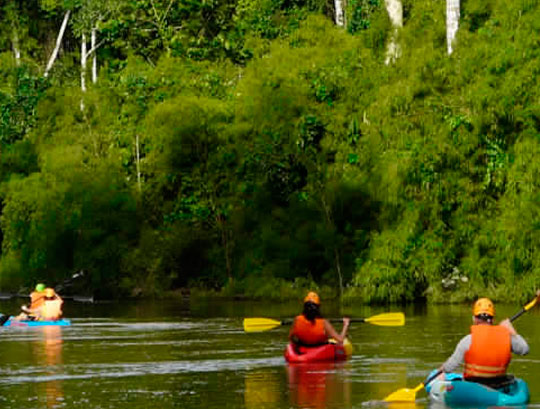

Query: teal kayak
[426,372,529,406]
[2,317,71,327]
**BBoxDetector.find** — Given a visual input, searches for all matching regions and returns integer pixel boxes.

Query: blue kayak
[3,317,71,327]
[426,371,529,406]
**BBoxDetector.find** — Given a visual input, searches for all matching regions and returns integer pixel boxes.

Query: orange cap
[473,298,495,317]
[304,291,320,305]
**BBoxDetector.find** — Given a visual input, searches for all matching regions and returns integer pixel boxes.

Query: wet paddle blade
[365,312,405,326]
[383,388,418,403]
[524,297,538,312]
[243,318,282,332]
[69,295,94,303]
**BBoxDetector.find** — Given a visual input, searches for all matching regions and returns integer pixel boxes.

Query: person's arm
[499,318,529,355]
[441,335,471,373]
[323,318,350,343]
[22,304,39,314]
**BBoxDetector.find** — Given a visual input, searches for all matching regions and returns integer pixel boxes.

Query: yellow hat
[44,288,55,298]
[473,298,495,317]
[304,291,320,305]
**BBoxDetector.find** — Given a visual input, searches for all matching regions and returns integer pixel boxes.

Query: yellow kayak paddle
[384,293,540,403]
[243,312,405,333]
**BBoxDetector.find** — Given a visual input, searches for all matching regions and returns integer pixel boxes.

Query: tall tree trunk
[334,0,345,27]
[136,134,142,193]
[91,27,97,83]
[12,31,21,66]
[321,195,344,299]
[44,10,71,77]
[385,0,403,65]
[446,0,460,54]
[80,33,87,111]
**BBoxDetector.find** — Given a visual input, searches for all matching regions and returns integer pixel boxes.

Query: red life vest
[290,315,327,346]
[464,324,512,378]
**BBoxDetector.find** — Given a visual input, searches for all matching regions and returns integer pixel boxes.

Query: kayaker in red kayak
[438,297,532,388]
[289,291,350,347]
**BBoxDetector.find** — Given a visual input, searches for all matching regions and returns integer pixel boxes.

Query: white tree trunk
[91,27,97,83]
[446,0,460,54]
[136,134,142,192]
[81,34,87,111]
[385,0,403,65]
[44,10,71,77]
[12,32,21,65]
[334,0,345,27]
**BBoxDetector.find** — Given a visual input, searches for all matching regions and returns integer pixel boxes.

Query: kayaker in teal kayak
[438,297,530,389]
[289,291,350,346]
[16,287,64,321]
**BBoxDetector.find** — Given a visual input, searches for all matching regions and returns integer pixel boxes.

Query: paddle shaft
[0,293,93,302]
[510,309,527,322]
[281,317,375,326]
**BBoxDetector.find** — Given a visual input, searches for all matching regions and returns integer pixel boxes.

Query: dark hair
[303,301,322,322]
[475,313,493,323]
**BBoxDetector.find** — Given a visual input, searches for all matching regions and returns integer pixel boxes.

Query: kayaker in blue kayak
[289,291,350,347]
[438,297,530,388]
[16,287,64,321]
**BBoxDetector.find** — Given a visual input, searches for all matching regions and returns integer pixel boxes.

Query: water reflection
[33,326,64,408]
[244,370,281,408]
[287,362,351,409]
[387,403,423,409]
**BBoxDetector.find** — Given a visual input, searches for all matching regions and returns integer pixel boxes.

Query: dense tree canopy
[0,0,538,302]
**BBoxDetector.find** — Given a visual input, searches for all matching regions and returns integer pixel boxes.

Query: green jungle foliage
[0,0,538,302]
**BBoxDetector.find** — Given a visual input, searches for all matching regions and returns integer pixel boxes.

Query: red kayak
[284,339,353,363]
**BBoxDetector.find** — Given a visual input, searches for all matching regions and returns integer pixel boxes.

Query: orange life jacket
[464,324,512,378]
[29,291,45,310]
[290,315,327,346]
[40,299,63,320]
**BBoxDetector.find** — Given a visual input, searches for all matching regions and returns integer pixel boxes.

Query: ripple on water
[0,357,285,385]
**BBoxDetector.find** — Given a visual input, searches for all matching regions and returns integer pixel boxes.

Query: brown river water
[0,298,539,409]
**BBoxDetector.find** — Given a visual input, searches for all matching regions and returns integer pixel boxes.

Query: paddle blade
[365,312,405,327]
[71,295,94,303]
[524,297,538,312]
[243,318,282,332]
[383,388,417,403]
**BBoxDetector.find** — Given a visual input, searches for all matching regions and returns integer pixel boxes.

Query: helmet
[304,291,320,305]
[35,283,46,292]
[44,288,55,298]
[473,298,495,317]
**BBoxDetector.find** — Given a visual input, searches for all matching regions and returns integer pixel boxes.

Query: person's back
[40,299,63,320]
[29,291,45,310]
[464,321,512,381]
[17,283,47,320]
[291,314,327,346]
[38,288,63,321]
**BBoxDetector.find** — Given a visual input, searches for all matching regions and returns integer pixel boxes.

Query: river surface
[0,298,539,409]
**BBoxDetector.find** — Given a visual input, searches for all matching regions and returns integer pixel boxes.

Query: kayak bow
[284,339,353,363]
[426,372,529,406]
